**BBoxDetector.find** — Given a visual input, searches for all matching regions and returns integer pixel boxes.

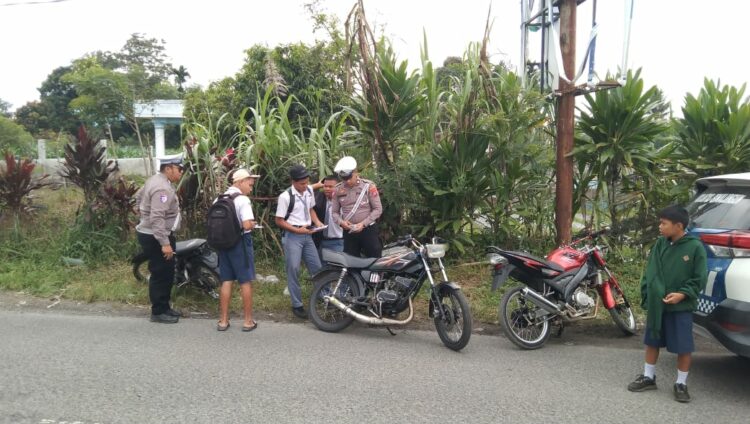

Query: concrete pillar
[37,139,46,161]
[154,119,166,159]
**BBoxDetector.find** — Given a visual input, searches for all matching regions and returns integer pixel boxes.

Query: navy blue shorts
[218,234,256,283]
[643,311,695,354]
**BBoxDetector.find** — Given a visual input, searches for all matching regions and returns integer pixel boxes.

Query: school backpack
[206,192,242,250]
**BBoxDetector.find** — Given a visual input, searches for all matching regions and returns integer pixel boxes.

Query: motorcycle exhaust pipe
[519,287,561,314]
[323,296,414,326]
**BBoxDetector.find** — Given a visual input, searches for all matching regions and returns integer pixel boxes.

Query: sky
[1,0,749,115]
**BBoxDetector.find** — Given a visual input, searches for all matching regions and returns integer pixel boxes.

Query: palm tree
[171,65,190,93]
[574,69,669,231]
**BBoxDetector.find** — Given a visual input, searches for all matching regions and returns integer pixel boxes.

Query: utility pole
[555,0,576,245]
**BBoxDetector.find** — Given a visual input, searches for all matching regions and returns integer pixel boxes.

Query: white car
[686,172,750,358]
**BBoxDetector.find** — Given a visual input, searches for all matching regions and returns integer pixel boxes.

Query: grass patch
[1,187,648,323]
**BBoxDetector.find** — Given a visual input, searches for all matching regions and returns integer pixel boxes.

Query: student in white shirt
[274,164,325,319]
[216,169,260,332]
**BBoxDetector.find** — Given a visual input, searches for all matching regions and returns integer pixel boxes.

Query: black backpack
[206,192,242,250]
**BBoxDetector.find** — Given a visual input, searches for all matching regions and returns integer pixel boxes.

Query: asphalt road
[1,309,748,424]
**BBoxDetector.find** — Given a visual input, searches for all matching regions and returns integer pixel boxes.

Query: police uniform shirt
[331,178,382,227]
[275,187,316,226]
[135,172,181,246]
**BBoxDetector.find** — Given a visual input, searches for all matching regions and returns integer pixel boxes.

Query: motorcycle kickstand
[385,326,397,336]
[556,320,565,337]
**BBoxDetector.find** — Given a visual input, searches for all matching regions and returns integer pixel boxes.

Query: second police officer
[331,156,383,258]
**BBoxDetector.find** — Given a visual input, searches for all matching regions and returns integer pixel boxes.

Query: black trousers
[137,231,176,315]
[343,224,382,258]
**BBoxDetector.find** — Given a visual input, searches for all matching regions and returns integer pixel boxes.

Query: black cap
[289,164,310,180]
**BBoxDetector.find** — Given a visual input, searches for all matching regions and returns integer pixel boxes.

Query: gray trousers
[283,232,322,308]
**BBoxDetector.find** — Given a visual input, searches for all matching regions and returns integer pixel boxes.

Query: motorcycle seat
[507,251,565,273]
[175,238,206,255]
[322,249,377,269]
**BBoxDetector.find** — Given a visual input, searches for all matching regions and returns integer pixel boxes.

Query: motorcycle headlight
[425,243,447,258]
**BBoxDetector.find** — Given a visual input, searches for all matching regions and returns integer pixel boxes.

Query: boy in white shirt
[216,169,260,332]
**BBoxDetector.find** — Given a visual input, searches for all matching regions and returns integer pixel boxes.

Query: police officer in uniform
[331,156,383,258]
[135,155,183,324]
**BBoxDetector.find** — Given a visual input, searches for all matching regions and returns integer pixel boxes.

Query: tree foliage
[675,79,750,177]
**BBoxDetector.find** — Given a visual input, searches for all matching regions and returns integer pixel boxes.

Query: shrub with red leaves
[0,151,50,216]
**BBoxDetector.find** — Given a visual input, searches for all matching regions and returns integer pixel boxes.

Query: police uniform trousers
[343,223,382,258]
[137,231,176,315]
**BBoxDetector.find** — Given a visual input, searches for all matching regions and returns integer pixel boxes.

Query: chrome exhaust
[323,296,414,326]
[520,287,561,314]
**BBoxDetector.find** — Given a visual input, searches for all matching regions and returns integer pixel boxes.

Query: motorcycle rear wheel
[433,289,472,351]
[499,286,552,350]
[309,274,360,333]
[607,280,637,335]
[194,265,220,300]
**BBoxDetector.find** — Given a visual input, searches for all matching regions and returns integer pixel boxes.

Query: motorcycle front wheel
[309,274,360,333]
[607,279,637,335]
[433,289,472,351]
[131,252,150,283]
[499,286,552,350]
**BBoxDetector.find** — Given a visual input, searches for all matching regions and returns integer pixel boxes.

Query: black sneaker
[292,306,308,319]
[673,383,691,403]
[150,313,179,324]
[165,308,181,317]
[627,374,657,392]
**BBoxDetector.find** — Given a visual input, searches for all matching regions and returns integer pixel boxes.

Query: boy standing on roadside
[627,205,707,403]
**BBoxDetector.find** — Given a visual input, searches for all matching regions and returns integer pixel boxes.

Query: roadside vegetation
[2,2,749,325]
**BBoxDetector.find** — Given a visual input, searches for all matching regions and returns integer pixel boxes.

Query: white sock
[676,370,688,385]
[644,363,656,379]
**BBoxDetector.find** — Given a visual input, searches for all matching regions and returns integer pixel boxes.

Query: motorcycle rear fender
[428,282,461,318]
[310,265,366,295]
[491,263,516,291]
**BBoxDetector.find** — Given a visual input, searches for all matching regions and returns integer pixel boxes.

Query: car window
[687,185,750,230]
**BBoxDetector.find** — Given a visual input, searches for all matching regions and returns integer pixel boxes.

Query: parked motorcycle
[132,238,221,299]
[486,228,636,350]
[309,235,472,351]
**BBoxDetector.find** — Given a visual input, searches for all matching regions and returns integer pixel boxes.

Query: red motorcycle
[486,228,636,349]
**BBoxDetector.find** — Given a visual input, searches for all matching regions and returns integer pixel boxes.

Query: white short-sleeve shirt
[275,186,315,226]
[224,187,254,233]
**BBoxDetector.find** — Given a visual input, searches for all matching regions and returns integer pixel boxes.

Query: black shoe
[673,383,691,403]
[165,308,181,317]
[627,374,657,392]
[292,306,308,319]
[150,313,179,324]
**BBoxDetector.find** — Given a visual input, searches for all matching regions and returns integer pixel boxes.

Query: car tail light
[700,231,750,258]
[718,321,748,332]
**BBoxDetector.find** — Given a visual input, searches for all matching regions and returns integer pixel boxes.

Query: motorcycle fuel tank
[546,246,586,271]
[370,247,419,272]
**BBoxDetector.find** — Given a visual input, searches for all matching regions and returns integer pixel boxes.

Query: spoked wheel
[309,274,360,333]
[433,288,472,351]
[607,279,637,335]
[195,265,220,300]
[131,252,150,283]
[499,286,552,350]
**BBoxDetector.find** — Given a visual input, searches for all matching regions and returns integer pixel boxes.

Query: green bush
[0,116,35,157]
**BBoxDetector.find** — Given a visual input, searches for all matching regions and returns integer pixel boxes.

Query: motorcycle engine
[375,276,417,305]
[571,287,595,310]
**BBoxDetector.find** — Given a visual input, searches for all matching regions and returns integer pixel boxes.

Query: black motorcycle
[132,238,221,299]
[308,235,472,351]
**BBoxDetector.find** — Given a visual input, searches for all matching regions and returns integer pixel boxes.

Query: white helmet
[334,156,357,178]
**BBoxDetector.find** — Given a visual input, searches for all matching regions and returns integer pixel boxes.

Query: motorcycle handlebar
[383,234,413,249]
